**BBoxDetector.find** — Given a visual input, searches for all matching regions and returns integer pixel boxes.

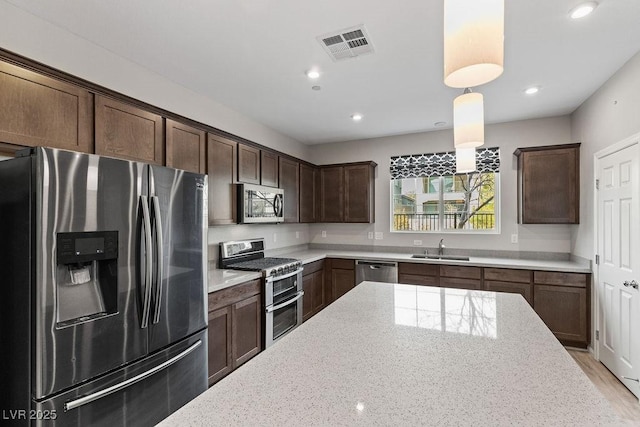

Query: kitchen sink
[411,254,470,261]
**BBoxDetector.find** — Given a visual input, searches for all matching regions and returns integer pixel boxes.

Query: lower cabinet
[328,258,356,301]
[439,265,482,290]
[484,268,533,306]
[398,262,438,286]
[207,279,262,386]
[302,260,326,322]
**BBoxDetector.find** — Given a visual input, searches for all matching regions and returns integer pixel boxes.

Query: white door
[597,141,640,398]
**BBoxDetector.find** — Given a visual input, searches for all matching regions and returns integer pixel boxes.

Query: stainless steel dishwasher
[355,260,398,284]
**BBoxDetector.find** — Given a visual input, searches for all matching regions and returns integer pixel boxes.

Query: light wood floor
[568,349,640,422]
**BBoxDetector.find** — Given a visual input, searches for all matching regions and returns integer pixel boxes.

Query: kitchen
[1,0,640,425]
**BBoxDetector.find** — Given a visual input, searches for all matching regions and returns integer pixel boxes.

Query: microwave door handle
[272,194,279,217]
[265,291,304,313]
[151,196,163,324]
[140,196,153,329]
[274,194,283,217]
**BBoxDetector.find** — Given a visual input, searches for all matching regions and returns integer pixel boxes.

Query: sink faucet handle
[438,238,445,255]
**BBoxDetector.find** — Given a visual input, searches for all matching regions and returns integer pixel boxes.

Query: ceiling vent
[317,25,375,61]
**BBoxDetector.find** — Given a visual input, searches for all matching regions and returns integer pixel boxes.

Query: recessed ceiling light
[351,114,363,121]
[524,86,540,95]
[434,121,447,127]
[306,70,320,79]
[569,2,598,19]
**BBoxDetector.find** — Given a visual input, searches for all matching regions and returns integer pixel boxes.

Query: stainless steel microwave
[238,184,284,223]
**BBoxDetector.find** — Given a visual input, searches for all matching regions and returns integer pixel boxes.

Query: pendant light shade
[444,0,504,88]
[453,91,484,148]
[456,147,477,173]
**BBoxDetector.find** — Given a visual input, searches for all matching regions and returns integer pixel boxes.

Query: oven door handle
[266,291,304,313]
[265,267,304,283]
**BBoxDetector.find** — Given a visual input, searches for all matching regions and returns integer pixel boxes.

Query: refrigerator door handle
[140,196,153,329]
[151,195,164,324]
[64,339,203,412]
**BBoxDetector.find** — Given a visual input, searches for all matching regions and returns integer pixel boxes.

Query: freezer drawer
[33,330,207,427]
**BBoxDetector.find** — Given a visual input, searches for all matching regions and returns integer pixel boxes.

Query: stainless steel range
[219,239,304,347]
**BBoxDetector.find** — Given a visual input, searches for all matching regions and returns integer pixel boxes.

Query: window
[390,148,500,233]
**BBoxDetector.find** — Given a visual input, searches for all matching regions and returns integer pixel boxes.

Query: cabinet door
[302,273,315,322]
[344,164,374,223]
[95,95,164,164]
[232,294,262,368]
[261,151,279,187]
[485,281,532,306]
[519,145,579,224]
[534,284,587,345]
[207,306,232,386]
[299,164,317,223]
[332,268,355,300]
[313,270,326,313]
[279,157,300,223]
[238,144,260,184]
[165,119,206,173]
[320,166,344,222]
[207,135,237,225]
[0,61,93,153]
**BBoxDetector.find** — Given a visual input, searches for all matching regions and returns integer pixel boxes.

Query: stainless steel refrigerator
[0,147,208,426]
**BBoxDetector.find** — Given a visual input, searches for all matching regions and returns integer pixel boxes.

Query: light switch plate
[321,230,327,238]
[295,231,300,239]
[413,240,423,246]
[375,232,383,240]
[368,232,374,240]
[511,234,518,244]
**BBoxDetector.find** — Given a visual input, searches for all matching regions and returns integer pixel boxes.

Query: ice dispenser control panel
[57,231,118,264]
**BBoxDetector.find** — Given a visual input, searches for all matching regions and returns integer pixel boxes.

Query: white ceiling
[6,0,640,145]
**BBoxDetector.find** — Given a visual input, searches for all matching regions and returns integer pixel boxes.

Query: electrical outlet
[273,233,277,243]
[511,234,518,244]
[321,230,327,238]
[295,231,300,239]
[368,232,374,240]
[375,232,383,240]
[413,240,423,246]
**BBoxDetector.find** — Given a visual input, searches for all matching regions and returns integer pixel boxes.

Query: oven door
[265,269,303,347]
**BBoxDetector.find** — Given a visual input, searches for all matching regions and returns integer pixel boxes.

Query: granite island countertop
[162,281,620,426]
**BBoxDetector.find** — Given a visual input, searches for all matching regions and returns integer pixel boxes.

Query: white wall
[309,116,574,253]
[0,1,312,252]
[570,51,640,259]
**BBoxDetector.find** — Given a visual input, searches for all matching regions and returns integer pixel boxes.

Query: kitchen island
[161,281,620,426]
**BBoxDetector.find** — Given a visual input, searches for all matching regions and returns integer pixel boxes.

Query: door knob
[625,280,639,289]
[624,281,630,287]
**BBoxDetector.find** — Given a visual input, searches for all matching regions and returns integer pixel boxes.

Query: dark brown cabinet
[484,268,533,305]
[238,144,260,184]
[302,260,326,322]
[0,61,93,153]
[328,258,356,301]
[95,95,164,164]
[398,262,439,286]
[207,279,262,386]
[439,265,482,290]
[319,162,376,223]
[279,157,300,223]
[165,119,206,173]
[299,164,318,223]
[515,143,580,224]
[207,134,237,225]
[261,151,279,187]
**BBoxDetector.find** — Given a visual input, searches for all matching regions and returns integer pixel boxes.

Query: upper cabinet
[319,162,376,223]
[237,144,260,184]
[0,61,93,153]
[279,157,300,223]
[165,119,206,174]
[261,151,279,187]
[95,95,164,164]
[207,134,237,225]
[299,164,318,223]
[514,143,580,224]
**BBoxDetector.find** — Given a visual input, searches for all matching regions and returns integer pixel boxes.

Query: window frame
[389,172,501,234]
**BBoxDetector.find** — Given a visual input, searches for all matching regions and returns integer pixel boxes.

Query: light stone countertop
[207,248,591,294]
[161,281,621,426]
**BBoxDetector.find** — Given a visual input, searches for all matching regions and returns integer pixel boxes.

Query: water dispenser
[55,231,118,326]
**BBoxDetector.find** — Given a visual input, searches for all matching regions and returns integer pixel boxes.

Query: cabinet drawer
[399,274,438,287]
[330,258,355,270]
[303,260,324,275]
[440,277,481,290]
[208,279,261,311]
[533,271,587,288]
[440,265,481,280]
[398,262,438,277]
[485,281,532,305]
[484,268,531,283]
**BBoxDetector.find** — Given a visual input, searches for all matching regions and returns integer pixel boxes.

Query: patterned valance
[390,147,500,179]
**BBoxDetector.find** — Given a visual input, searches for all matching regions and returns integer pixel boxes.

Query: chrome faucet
[438,238,445,256]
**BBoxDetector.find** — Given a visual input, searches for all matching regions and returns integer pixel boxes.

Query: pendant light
[456,147,477,173]
[453,89,484,148]
[444,0,504,88]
